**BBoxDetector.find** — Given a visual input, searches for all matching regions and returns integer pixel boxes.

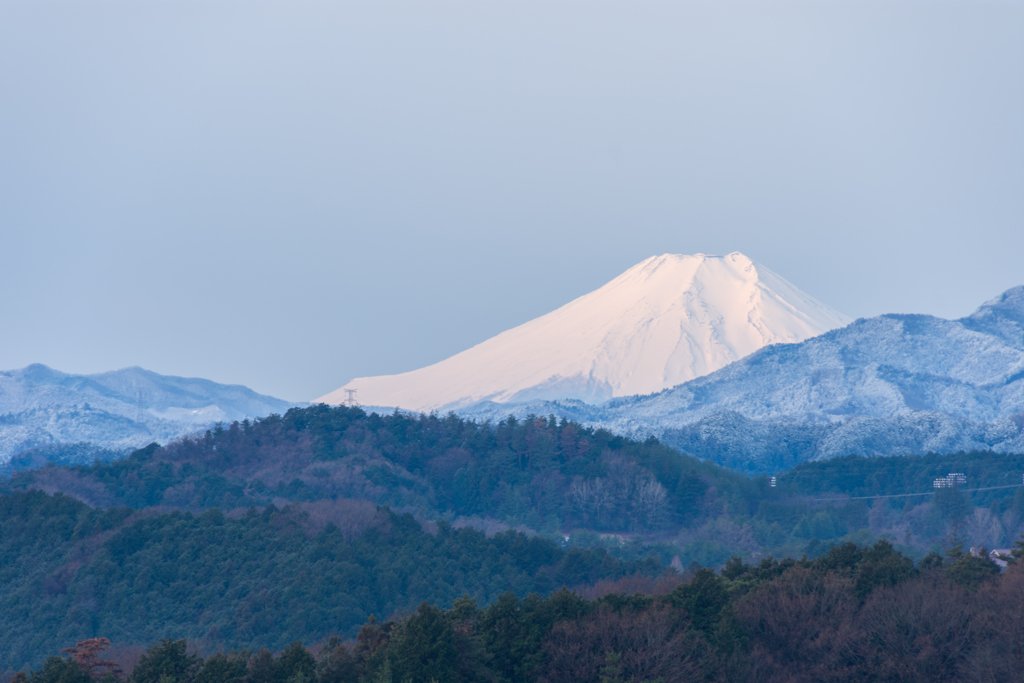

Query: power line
[768,456,1024,498]
[803,483,1024,503]
[777,454,1024,482]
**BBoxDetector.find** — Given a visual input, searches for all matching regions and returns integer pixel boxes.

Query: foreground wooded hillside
[9,538,1019,683]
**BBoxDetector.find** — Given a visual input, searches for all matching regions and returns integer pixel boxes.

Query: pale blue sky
[1,0,1022,401]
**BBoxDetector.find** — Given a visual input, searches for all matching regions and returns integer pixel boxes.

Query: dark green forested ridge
[1,405,760,532]
[0,489,658,670]
[6,405,1024,566]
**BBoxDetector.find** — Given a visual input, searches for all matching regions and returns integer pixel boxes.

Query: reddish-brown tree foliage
[737,567,866,683]
[60,638,123,680]
[573,571,684,600]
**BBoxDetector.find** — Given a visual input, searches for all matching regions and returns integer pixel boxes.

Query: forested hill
[0,489,659,670]
[7,405,1024,567]
[1,405,762,535]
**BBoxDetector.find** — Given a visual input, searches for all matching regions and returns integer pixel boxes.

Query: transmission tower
[343,388,359,408]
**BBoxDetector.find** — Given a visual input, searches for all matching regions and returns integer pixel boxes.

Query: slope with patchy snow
[319,252,850,412]
[0,364,296,465]
[456,286,1024,472]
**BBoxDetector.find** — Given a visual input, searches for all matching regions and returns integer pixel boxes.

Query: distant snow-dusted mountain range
[4,254,1023,475]
[0,364,296,466]
[458,286,1024,472]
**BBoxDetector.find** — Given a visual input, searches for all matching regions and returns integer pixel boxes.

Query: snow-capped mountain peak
[318,252,850,412]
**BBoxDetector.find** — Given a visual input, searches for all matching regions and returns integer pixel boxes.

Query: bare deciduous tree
[570,478,612,527]
[636,477,669,531]
[964,507,1005,550]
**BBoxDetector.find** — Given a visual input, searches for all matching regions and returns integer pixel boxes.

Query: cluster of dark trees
[10,538,1021,683]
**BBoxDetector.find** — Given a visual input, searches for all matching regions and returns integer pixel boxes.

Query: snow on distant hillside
[457,286,1024,472]
[0,364,296,466]
[319,252,850,412]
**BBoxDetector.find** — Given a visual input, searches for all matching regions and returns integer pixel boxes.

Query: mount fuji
[319,252,850,412]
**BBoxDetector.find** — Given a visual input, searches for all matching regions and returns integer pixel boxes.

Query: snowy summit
[318,252,850,412]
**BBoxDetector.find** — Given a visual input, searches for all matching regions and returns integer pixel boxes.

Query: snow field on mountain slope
[321,252,850,412]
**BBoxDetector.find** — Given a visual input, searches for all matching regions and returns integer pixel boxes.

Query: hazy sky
[1,0,1022,401]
